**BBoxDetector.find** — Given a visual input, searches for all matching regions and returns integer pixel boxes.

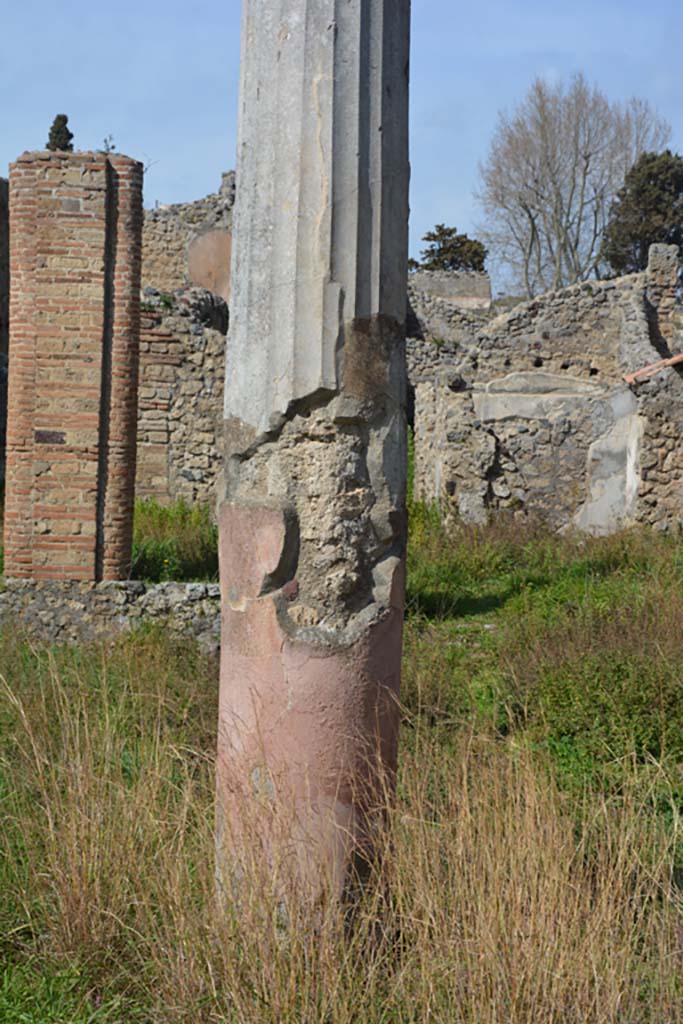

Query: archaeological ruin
[410,268,492,312]
[131,237,683,538]
[0,166,682,641]
[136,287,227,506]
[216,0,411,895]
[141,171,234,302]
[411,244,683,534]
[0,106,682,653]
[3,150,143,580]
[0,176,8,488]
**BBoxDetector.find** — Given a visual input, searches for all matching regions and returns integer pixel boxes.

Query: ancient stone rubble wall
[413,245,683,533]
[135,289,227,506]
[410,268,492,310]
[141,172,234,302]
[0,579,221,650]
[408,277,487,347]
[0,178,8,487]
[132,269,477,513]
[3,151,143,580]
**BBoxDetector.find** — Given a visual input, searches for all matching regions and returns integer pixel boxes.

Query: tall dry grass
[2,629,683,1022]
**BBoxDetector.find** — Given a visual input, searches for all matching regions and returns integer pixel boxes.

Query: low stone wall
[408,278,486,348]
[136,288,227,506]
[410,268,491,310]
[413,245,683,534]
[0,579,221,650]
[141,172,234,302]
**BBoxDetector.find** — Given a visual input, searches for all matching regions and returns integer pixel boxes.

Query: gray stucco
[226,0,411,433]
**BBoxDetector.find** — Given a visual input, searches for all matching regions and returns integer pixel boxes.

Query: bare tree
[476,74,670,297]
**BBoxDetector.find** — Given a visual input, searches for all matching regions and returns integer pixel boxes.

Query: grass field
[2,510,683,1021]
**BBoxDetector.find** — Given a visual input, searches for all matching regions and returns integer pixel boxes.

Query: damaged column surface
[217,0,411,893]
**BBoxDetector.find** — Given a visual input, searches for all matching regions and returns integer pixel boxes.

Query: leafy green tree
[601,150,683,274]
[46,114,74,152]
[412,224,487,272]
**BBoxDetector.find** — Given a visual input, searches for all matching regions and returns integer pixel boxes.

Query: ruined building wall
[410,268,492,311]
[635,245,683,528]
[0,178,8,487]
[408,276,486,348]
[131,246,680,522]
[3,151,143,580]
[135,289,227,506]
[413,245,683,533]
[141,172,235,302]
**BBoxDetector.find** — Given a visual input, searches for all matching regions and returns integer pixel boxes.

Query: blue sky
[1,0,681,282]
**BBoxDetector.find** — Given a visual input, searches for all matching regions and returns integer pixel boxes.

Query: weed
[131,498,218,582]
[2,516,683,1019]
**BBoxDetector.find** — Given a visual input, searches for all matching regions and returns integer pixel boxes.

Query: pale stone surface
[218,0,411,896]
[226,0,410,435]
[575,395,644,534]
[472,372,605,423]
[410,269,491,311]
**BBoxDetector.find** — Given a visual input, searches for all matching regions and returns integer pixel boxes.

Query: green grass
[3,510,683,1020]
[0,961,132,1024]
[131,498,218,582]
[405,514,683,775]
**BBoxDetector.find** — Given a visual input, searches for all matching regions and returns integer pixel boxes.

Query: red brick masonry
[3,151,143,580]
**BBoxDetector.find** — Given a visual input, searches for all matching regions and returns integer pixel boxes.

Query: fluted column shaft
[218,0,411,897]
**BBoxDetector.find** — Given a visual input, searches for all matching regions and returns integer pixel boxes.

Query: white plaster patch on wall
[574,389,645,535]
[472,372,605,424]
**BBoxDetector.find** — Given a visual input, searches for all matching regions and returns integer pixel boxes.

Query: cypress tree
[414,224,488,273]
[46,114,74,152]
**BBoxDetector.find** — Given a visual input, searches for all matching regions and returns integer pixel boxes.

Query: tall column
[217,0,411,896]
[3,152,142,581]
[0,178,8,488]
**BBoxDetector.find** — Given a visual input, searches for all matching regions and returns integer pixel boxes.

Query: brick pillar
[3,151,143,581]
[0,178,8,488]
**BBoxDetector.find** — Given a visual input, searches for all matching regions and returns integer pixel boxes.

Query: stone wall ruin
[141,172,235,302]
[0,163,681,542]
[136,288,227,505]
[412,244,683,534]
[410,268,491,311]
